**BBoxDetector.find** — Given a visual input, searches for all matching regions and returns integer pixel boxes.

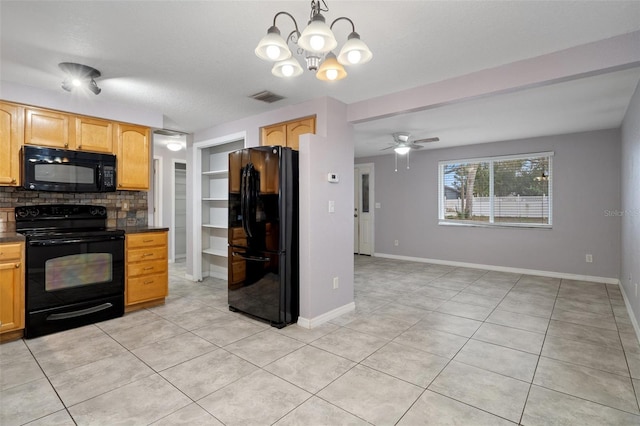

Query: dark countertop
[117,226,170,234]
[0,233,25,244]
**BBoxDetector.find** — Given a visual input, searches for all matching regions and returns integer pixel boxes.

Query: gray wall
[621,81,640,329]
[357,129,621,280]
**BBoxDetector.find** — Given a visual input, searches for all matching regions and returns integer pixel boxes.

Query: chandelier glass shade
[255,0,372,81]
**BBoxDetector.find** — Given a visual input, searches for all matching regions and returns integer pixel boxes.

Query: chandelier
[255,0,372,81]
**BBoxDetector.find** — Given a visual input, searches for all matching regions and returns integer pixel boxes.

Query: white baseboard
[618,280,640,343]
[374,252,619,285]
[297,302,356,329]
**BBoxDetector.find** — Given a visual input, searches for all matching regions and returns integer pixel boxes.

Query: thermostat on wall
[327,173,339,183]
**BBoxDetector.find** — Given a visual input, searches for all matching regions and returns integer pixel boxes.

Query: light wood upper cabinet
[74,116,113,153]
[0,102,23,186]
[286,117,315,150]
[261,124,286,147]
[116,123,150,190]
[260,115,316,150]
[25,107,71,149]
[0,242,25,337]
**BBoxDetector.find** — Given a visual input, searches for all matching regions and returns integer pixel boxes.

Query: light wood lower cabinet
[0,242,25,341]
[125,232,168,311]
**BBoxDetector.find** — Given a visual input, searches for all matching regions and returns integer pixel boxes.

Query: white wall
[0,81,163,127]
[357,129,621,281]
[621,81,640,332]
[190,97,355,324]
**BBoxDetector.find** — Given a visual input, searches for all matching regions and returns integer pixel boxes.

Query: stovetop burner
[15,204,118,237]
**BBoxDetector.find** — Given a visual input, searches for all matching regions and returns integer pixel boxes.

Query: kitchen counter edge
[0,233,25,243]
[118,226,170,234]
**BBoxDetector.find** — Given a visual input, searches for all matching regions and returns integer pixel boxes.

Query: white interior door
[354,168,359,253]
[354,164,374,255]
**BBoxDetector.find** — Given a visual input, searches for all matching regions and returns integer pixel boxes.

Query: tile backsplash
[0,187,147,228]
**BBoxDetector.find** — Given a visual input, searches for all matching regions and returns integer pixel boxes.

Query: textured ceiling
[1,1,639,156]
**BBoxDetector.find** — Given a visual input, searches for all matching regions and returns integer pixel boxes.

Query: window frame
[438,151,553,229]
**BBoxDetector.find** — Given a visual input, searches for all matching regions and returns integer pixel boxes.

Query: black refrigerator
[227,146,299,328]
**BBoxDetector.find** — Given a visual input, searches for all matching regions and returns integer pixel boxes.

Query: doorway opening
[173,161,187,262]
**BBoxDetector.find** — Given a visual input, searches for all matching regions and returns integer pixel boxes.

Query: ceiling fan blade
[380,145,396,151]
[413,137,440,144]
[408,144,424,150]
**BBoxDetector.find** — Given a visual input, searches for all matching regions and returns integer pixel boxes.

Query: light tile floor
[2,256,640,425]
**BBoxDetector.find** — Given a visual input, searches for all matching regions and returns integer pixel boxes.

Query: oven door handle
[46,303,114,321]
[28,236,125,246]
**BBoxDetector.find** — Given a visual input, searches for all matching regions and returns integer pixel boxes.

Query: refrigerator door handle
[232,251,270,262]
[240,164,252,238]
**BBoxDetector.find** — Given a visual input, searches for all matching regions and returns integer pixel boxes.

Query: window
[438,152,552,227]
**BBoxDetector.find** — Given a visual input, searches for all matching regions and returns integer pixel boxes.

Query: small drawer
[0,243,22,261]
[127,247,166,263]
[127,273,167,304]
[126,232,167,249]
[127,259,167,278]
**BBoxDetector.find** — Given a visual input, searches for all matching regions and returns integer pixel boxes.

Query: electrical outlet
[122,201,129,211]
[585,254,593,263]
[333,277,339,289]
[394,240,399,246]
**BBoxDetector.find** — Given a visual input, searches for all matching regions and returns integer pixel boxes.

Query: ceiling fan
[381,132,440,155]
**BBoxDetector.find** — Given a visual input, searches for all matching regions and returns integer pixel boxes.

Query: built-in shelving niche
[193,136,244,281]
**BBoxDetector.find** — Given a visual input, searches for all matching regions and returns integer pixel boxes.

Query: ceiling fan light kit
[59,62,102,95]
[255,0,372,82]
[384,132,441,171]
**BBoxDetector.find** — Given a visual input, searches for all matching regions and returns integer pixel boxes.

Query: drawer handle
[143,280,154,285]
[143,267,154,271]
[142,253,154,257]
[143,239,154,243]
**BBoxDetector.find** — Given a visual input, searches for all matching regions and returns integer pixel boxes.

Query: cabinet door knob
[64,143,69,148]
[78,144,82,149]
[15,262,20,268]
[11,178,16,184]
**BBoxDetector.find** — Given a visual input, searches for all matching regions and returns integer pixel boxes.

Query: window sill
[438,220,552,230]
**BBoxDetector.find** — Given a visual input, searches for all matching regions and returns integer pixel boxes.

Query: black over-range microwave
[22,145,117,193]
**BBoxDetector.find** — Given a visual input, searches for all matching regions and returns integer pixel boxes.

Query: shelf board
[202,224,227,229]
[202,248,227,257]
[202,197,228,201]
[202,169,228,176]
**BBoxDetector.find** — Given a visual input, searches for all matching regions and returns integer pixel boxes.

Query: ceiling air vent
[249,90,285,104]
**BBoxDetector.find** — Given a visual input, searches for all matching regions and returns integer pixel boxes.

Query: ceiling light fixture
[394,146,411,155]
[166,142,183,152]
[59,62,102,95]
[255,0,372,82]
